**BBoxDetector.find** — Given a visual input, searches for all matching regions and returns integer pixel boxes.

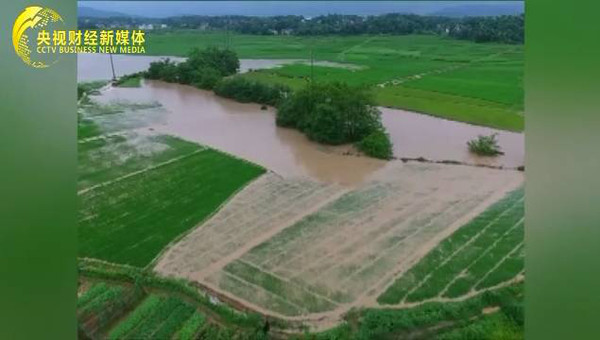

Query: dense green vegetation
[214,77,291,106]
[78,259,270,339]
[141,32,523,130]
[115,73,142,87]
[80,13,523,44]
[79,140,264,267]
[276,82,392,158]
[145,47,238,89]
[378,188,524,305]
[78,81,106,100]
[77,93,265,267]
[355,129,393,160]
[468,134,504,156]
[296,283,523,340]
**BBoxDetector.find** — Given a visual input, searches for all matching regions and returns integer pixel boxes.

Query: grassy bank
[145,31,524,131]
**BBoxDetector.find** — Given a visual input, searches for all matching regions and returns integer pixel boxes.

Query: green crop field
[309,283,523,340]
[77,259,268,339]
[77,90,265,267]
[377,187,524,305]
[145,31,524,131]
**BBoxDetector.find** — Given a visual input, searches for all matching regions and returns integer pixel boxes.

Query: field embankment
[154,161,523,325]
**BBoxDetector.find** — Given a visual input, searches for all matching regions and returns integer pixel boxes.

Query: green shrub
[115,73,142,87]
[175,313,206,340]
[187,47,239,77]
[467,133,504,156]
[356,129,393,160]
[146,58,180,82]
[214,77,290,106]
[77,81,106,99]
[276,82,384,145]
[145,48,239,90]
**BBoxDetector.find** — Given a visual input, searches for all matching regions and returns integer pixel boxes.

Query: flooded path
[77,54,362,81]
[79,55,524,185]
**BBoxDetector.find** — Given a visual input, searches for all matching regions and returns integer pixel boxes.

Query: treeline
[145,48,290,106]
[145,47,238,89]
[80,13,523,44]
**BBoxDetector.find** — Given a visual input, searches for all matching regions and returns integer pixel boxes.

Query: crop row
[77,282,144,338]
[377,187,524,305]
[78,147,264,267]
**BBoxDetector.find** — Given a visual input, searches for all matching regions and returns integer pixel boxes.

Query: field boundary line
[145,172,271,270]
[472,241,524,291]
[337,36,376,62]
[264,185,393,271]
[233,259,340,307]
[220,271,306,314]
[77,129,148,144]
[372,273,524,310]
[368,181,523,306]
[191,186,350,281]
[287,191,436,281]
[400,196,524,303]
[337,197,471,287]
[158,179,340,274]
[77,149,205,195]
[438,218,524,297]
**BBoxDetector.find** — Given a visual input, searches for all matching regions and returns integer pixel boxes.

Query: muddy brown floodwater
[77,54,359,81]
[79,54,524,185]
[96,81,387,185]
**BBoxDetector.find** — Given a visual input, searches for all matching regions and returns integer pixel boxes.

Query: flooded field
[77,54,360,81]
[79,54,523,185]
[155,162,523,320]
[92,80,521,183]
[78,54,525,327]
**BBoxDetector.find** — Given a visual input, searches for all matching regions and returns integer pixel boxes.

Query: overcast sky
[79,1,524,18]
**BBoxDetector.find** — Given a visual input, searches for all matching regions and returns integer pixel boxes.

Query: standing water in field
[78,55,524,185]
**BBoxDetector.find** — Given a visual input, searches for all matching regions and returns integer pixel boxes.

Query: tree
[277,82,385,145]
[187,47,239,76]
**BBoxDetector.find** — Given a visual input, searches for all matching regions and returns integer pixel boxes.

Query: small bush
[467,133,504,156]
[356,129,393,160]
[146,58,180,82]
[276,82,384,145]
[144,48,240,91]
[214,77,290,106]
[115,73,142,87]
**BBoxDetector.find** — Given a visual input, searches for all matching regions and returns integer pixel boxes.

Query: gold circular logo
[13,6,64,68]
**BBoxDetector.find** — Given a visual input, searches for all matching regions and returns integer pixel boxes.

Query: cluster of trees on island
[81,13,523,44]
[142,47,393,159]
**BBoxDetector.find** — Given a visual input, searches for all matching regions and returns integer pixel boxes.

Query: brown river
[79,55,524,185]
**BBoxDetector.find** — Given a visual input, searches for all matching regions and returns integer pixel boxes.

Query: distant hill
[78,6,133,18]
[432,3,524,17]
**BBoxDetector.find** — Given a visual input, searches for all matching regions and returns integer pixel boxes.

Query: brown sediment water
[96,81,386,185]
[79,55,524,185]
[380,107,524,168]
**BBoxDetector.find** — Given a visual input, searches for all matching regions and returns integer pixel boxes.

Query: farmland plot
[377,187,524,305]
[78,95,265,267]
[156,162,523,317]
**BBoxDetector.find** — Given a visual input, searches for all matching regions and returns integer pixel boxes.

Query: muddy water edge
[79,55,524,186]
